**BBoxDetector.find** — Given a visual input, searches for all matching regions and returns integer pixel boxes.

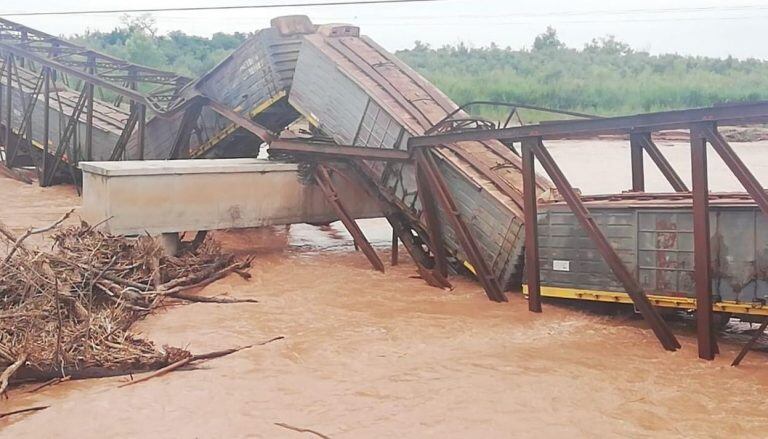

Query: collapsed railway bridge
[2,15,768,362]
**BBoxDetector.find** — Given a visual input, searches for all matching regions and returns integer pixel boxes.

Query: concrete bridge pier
[80,159,383,244]
[159,232,182,256]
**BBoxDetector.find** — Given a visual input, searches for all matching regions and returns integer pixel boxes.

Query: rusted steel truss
[271,138,410,162]
[0,18,197,183]
[416,148,507,302]
[731,318,768,366]
[409,100,768,146]
[410,100,768,358]
[314,163,386,273]
[425,100,600,135]
[0,18,189,113]
[415,161,448,280]
[168,101,204,159]
[524,138,681,351]
[630,133,688,192]
[342,158,452,289]
[521,138,542,313]
[352,158,446,284]
[42,85,87,188]
[690,124,718,359]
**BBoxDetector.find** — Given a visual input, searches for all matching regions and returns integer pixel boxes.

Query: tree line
[69,17,768,121]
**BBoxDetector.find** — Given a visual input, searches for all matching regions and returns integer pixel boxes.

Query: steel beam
[409,100,768,146]
[386,212,452,289]
[522,138,542,312]
[137,104,146,160]
[731,318,768,366]
[84,56,94,161]
[391,231,399,266]
[415,160,448,278]
[3,55,10,165]
[41,67,49,180]
[270,138,411,162]
[109,108,139,161]
[8,69,44,168]
[204,98,274,143]
[629,133,645,192]
[0,18,189,114]
[168,103,203,159]
[349,158,452,288]
[635,133,689,192]
[317,161,438,282]
[0,42,165,111]
[416,148,507,302]
[530,139,680,351]
[425,100,600,135]
[43,88,86,186]
[385,213,429,270]
[315,164,385,273]
[690,123,718,360]
[703,125,768,216]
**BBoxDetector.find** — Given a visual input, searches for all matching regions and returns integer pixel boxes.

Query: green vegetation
[398,27,768,120]
[69,18,768,120]
[69,15,249,78]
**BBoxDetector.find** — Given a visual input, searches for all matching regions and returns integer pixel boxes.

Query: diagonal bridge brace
[348,159,453,290]
[314,163,386,273]
[522,137,681,351]
[415,148,507,302]
[630,132,689,192]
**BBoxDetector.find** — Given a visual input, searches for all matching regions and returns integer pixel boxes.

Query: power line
[313,3,768,22]
[46,2,768,23]
[359,13,768,27]
[0,0,450,17]
[135,8,768,27]
[376,3,768,20]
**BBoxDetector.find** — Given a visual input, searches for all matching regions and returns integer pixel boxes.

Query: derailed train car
[287,22,552,289]
[2,15,552,292]
[125,16,307,160]
[525,193,768,319]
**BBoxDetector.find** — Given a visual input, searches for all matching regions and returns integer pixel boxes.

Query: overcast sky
[3,0,768,58]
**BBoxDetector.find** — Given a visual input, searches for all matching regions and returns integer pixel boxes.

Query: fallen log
[170,292,259,304]
[118,336,284,388]
[157,258,250,293]
[0,354,28,396]
[26,376,71,393]
[274,422,332,439]
[0,405,49,419]
[13,362,178,384]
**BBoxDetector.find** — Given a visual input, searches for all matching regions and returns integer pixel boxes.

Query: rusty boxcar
[525,193,768,317]
[288,22,551,288]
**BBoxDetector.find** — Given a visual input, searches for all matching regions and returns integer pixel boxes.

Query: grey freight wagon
[525,193,768,318]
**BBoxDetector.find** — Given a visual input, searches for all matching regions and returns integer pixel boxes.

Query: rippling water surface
[3,140,768,438]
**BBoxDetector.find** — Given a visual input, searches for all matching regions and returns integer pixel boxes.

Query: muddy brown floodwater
[3,141,768,438]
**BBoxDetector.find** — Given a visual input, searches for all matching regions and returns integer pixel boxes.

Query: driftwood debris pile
[0,215,254,390]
